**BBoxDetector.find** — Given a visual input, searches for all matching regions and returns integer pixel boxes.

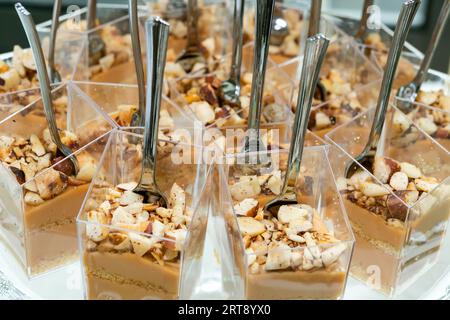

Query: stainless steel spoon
[396,0,450,113]
[132,17,170,206]
[175,0,205,73]
[345,0,421,179]
[128,0,145,127]
[270,0,289,46]
[231,0,275,176]
[218,0,244,108]
[306,0,328,102]
[87,0,106,66]
[265,34,329,213]
[15,2,79,175]
[355,0,375,43]
[48,0,62,83]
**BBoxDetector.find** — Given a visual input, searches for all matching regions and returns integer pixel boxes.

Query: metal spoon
[396,0,450,113]
[218,0,244,108]
[128,0,145,127]
[15,3,79,175]
[231,0,275,176]
[265,34,329,213]
[306,0,327,102]
[175,0,205,73]
[165,0,187,21]
[87,0,106,66]
[355,0,375,43]
[132,17,170,206]
[270,0,289,46]
[48,0,62,83]
[345,0,421,179]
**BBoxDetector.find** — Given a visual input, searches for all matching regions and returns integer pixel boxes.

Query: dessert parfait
[325,105,450,296]
[78,129,206,300]
[226,147,354,299]
[0,82,115,277]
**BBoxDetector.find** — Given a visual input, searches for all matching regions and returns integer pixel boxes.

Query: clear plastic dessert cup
[309,79,382,138]
[168,57,295,135]
[242,1,348,65]
[36,3,145,85]
[325,105,450,297]
[394,70,450,152]
[278,37,382,111]
[77,128,208,300]
[222,146,355,299]
[73,81,200,136]
[0,81,117,278]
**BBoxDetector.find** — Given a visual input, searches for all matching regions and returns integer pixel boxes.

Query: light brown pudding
[340,155,450,295]
[82,182,191,300]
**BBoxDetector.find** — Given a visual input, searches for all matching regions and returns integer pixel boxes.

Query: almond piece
[109,233,131,252]
[289,219,313,233]
[35,168,68,200]
[417,117,438,136]
[349,169,371,187]
[111,206,136,225]
[321,243,347,267]
[129,232,156,257]
[86,210,109,242]
[230,178,261,202]
[151,220,165,238]
[233,198,259,217]
[164,229,187,251]
[400,162,422,179]
[155,207,173,218]
[360,181,391,197]
[237,216,266,237]
[415,177,439,193]
[393,111,411,133]
[265,243,291,271]
[315,111,332,129]
[169,183,186,216]
[29,134,46,156]
[373,156,400,183]
[190,101,215,125]
[119,190,144,206]
[24,191,44,206]
[277,205,309,224]
[389,172,409,191]
[76,161,97,182]
[116,182,138,191]
[267,171,282,195]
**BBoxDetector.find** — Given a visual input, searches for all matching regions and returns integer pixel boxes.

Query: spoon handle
[247,0,275,132]
[355,0,374,41]
[48,0,62,82]
[15,3,65,150]
[368,0,421,149]
[307,0,322,37]
[412,0,450,89]
[281,34,329,194]
[186,0,200,49]
[129,0,145,126]
[87,0,97,30]
[140,17,170,188]
[229,0,245,85]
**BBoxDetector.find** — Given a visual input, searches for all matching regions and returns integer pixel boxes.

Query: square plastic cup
[77,128,208,300]
[310,79,381,138]
[168,56,295,135]
[0,81,117,278]
[72,81,201,137]
[279,37,382,111]
[147,0,231,68]
[325,104,450,297]
[242,1,348,65]
[394,70,450,152]
[220,146,355,299]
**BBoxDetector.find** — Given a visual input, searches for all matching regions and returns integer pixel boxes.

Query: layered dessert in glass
[225,146,354,299]
[394,71,449,152]
[0,82,116,277]
[78,129,206,299]
[325,105,450,297]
